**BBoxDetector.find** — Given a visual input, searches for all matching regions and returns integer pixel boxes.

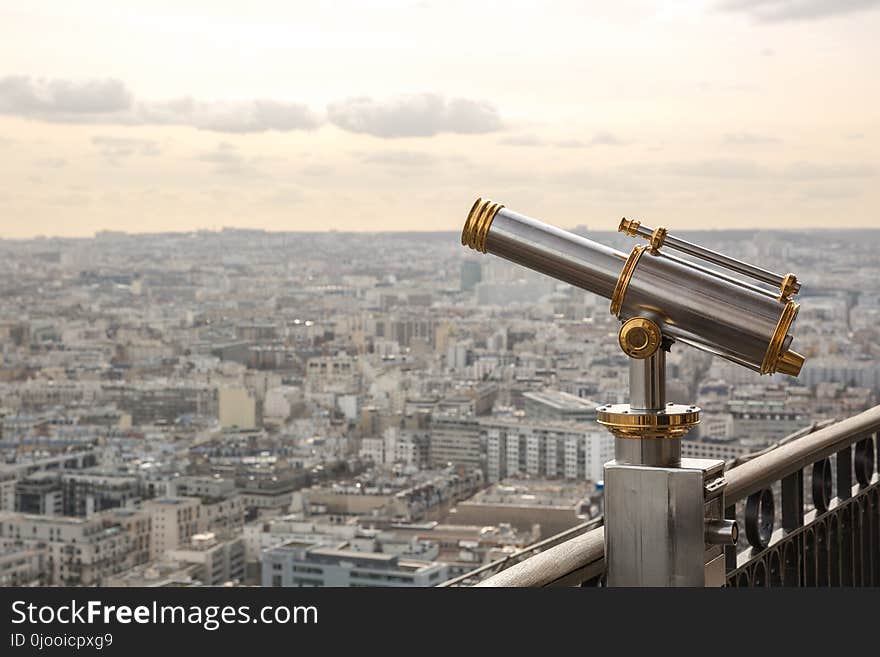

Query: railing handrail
[724,403,880,502]
[468,404,880,587]
[475,525,605,587]
[438,517,602,587]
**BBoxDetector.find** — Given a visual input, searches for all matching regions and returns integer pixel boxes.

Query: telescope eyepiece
[461,198,504,253]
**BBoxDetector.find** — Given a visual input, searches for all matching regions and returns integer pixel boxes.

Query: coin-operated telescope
[461,199,805,586]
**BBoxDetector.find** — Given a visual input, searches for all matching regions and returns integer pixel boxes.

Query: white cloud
[0,75,131,115]
[1,76,499,138]
[137,97,320,133]
[327,93,502,138]
[718,0,880,22]
[0,76,319,133]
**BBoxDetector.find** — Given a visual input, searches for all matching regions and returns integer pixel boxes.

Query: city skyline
[1,0,880,238]
[1,218,877,587]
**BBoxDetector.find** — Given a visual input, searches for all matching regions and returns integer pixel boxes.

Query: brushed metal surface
[486,208,626,300]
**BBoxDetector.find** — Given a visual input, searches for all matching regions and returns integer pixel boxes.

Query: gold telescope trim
[618,317,662,359]
[779,273,799,300]
[760,299,803,375]
[649,226,667,252]
[610,245,648,318]
[597,403,701,439]
[618,217,641,237]
[462,198,504,254]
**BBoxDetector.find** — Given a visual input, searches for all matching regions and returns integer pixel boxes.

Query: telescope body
[462,201,803,377]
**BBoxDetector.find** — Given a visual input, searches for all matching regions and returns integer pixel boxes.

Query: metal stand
[599,318,737,587]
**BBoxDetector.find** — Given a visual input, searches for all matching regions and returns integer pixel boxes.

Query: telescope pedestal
[599,322,736,586]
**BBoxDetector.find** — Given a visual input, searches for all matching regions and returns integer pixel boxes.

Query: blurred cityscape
[0,225,878,587]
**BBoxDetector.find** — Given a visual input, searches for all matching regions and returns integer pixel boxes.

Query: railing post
[781,469,804,532]
[837,445,853,500]
[836,446,854,585]
[781,468,804,586]
[724,503,737,578]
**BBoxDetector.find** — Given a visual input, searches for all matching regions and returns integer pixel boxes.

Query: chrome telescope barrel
[461,198,805,377]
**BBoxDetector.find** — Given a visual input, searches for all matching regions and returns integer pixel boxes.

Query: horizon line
[4,225,880,241]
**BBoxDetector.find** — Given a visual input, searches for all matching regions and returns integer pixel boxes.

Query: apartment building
[262,540,447,587]
[142,497,202,560]
[482,418,613,483]
[0,513,131,586]
[167,532,245,585]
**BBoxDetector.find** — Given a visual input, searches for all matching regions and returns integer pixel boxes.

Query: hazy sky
[1,0,878,238]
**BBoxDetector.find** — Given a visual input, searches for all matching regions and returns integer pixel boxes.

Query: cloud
[554,139,587,148]
[137,97,320,133]
[724,132,781,145]
[196,142,268,177]
[359,150,438,167]
[91,135,160,160]
[498,134,545,147]
[639,158,875,181]
[781,161,875,180]
[327,93,502,138]
[0,76,501,139]
[261,186,305,206]
[667,158,763,178]
[300,164,333,177]
[34,157,67,168]
[0,75,132,116]
[0,75,319,133]
[718,0,880,22]
[590,131,626,146]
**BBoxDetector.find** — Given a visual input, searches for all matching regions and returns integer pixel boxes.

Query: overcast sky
[0,0,878,238]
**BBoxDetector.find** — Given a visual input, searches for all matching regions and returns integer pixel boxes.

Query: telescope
[460,198,806,586]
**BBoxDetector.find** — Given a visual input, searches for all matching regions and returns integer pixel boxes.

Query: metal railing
[461,404,880,587]
[438,517,603,587]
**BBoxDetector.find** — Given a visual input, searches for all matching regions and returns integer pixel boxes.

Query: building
[0,542,47,586]
[167,532,245,585]
[522,390,598,423]
[61,472,141,516]
[237,474,301,515]
[105,508,152,567]
[14,471,141,517]
[14,472,63,516]
[726,400,808,446]
[460,260,482,292]
[218,386,257,430]
[142,497,202,560]
[103,561,202,587]
[681,439,751,462]
[429,415,482,472]
[481,418,613,483]
[0,512,131,586]
[450,478,598,539]
[262,540,447,587]
[0,470,17,512]
[359,427,429,469]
